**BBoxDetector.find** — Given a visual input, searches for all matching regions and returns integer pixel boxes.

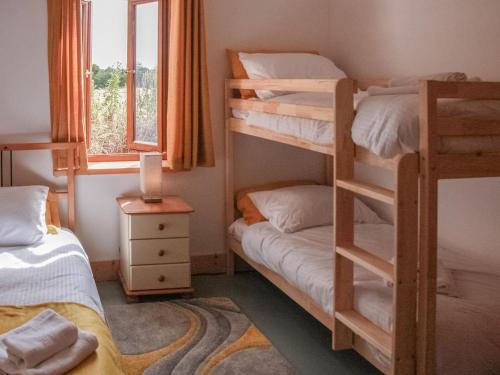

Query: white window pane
[134,2,158,145]
[89,0,128,154]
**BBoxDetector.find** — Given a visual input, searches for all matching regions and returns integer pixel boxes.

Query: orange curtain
[47,0,87,171]
[160,0,214,171]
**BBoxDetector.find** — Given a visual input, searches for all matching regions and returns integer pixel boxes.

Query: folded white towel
[1,310,78,369]
[0,330,98,375]
[389,72,468,87]
[367,85,419,96]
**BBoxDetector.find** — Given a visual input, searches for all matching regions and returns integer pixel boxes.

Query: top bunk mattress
[0,229,103,318]
[229,219,500,375]
[232,92,500,158]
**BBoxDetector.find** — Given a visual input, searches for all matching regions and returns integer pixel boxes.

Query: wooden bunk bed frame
[225,78,419,374]
[0,142,80,230]
[224,77,500,375]
[417,81,500,375]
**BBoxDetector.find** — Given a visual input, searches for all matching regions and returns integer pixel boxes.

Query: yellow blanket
[0,303,124,374]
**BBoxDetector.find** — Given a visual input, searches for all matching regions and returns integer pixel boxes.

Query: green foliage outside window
[88,63,157,155]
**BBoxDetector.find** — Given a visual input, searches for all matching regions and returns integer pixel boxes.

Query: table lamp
[140,152,163,203]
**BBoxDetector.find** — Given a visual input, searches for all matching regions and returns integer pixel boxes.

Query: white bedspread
[0,229,103,318]
[239,222,394,317]
[233,92,500,158]
[233,221,500,374]
[232,92,343,145]
[353,95,500,158]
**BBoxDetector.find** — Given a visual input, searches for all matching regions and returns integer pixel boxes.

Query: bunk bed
[224,55,500,374]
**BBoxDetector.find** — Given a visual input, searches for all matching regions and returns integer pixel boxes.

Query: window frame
[81,0,92,151]
[82,0,162,162]
[127,0,162,152]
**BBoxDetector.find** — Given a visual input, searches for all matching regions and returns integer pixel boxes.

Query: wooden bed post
[225,80,235,275]
[333,78,355,349]
[67,146,76,231]
[393,153,419,374]
[325,155,334,186]
[417,81,439,375]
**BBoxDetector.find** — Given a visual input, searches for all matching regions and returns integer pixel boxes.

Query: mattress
[232,220,395,319]
[0,228,103,318]
[229,220,500,374]
[232,92,500,158]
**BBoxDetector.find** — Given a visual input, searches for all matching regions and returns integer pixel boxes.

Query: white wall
[330,0,500,269]
[2,0,499,268]
[0,0,331,261]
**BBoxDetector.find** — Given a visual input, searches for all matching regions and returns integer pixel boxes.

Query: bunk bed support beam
[417,80,500,375]
[333,78,356,350]
[393,152,419,374]
[225,80,236,275]
[229,98,335,122]
[417,81,440,375]
[228,79,338,93]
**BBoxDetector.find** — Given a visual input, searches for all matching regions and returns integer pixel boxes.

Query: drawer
[129,263,191,291]
[129,238,190,265]
[130,214,189,239]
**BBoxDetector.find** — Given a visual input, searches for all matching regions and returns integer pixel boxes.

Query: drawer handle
[158,275,166,282]
[157,223,166,231]
[158,249,166,257]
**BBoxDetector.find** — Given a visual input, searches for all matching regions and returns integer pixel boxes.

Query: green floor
[97,272,381,375]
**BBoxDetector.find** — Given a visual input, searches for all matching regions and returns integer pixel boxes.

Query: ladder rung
[336,179,395,205]
[336,245,394,283]
[335,310,392,358]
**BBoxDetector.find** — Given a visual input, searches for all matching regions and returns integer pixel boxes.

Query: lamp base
[141,196,163,204]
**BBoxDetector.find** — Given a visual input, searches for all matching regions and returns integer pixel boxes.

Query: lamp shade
[140,152,163,203]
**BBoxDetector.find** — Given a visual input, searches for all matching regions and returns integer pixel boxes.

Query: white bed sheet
[353,94,500,158]
[228,218,248,242]
[0,229,103,318]
[231,220,500,374]
[233,92,500,158]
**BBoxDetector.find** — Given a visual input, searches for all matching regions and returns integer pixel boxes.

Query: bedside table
[116,196,194,301]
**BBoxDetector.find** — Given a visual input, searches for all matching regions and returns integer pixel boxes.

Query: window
[81,0,161,161]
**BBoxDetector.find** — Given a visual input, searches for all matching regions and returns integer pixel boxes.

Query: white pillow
[355,198,385,224]
[248,185,383,233]
[0,186,48,246]
[238,52,347,100]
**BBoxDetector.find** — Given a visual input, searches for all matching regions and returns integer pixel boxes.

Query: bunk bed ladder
[332,79,419,374]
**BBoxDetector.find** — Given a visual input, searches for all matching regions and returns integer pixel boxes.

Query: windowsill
[78,160,171,175]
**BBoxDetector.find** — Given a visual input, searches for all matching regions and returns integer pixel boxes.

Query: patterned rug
[105,297,298,375]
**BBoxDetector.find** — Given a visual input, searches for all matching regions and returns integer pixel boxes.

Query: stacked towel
[389,72,468,87]
[0,309,98,375]
[367,85,419,96]
[366,72,477,97]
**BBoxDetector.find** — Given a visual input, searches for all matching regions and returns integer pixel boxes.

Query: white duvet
[0,229,103,318]
[230,219,500,375]
[233,92,500,158]
[232,92,344,145]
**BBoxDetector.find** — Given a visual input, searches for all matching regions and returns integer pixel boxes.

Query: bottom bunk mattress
[229,219,500,375]
[0,229,124,374]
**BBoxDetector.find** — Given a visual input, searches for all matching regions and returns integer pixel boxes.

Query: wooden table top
[116,196,194,215]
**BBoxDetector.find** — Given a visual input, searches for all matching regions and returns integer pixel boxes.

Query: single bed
[0,142,123,374]
[229,218,500,375]
[0,228,124,374]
